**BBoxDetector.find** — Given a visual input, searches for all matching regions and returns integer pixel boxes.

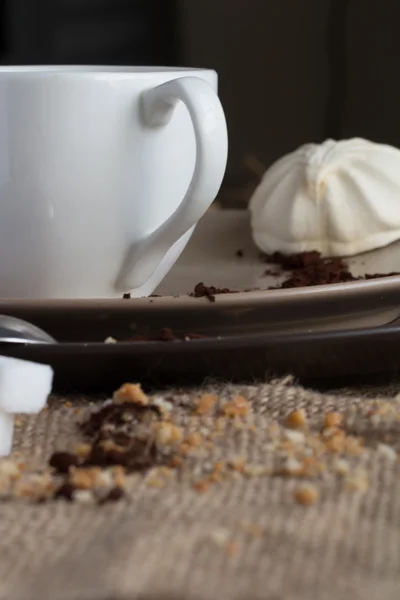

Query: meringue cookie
[249,138,400,257]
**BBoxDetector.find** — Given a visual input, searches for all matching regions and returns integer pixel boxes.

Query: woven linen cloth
[2,378,400,600]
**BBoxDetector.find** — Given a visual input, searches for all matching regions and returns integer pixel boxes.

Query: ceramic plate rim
[6,320,400,353]
[0,273,399,311]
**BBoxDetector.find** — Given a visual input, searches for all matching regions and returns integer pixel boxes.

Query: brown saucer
[1,210,400,391]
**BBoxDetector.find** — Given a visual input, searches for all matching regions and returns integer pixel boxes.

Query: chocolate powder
[264,251,400,289]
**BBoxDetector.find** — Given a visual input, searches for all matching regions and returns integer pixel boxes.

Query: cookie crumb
[222,396,250,418]
[193,479,211,493]
[294,484,319,505]
[74,490,95,505]
[332,458,350,476]
[69,467,101,490]
[283,429,305,444]
[183,432,203,448]
[195,394,218,415]
[0,459,21,480]
[323,412,343,429]
[152,397,174,415]
[377,443,397,461]
[225,540,239,557]
[344,470,369,492]
[74,444,92,459]
[243,464,270,477]
[281,457,303,476]
[209,527,230,546]
[286,409,307,429]
[153,422,184,446]
[113,383,149,406]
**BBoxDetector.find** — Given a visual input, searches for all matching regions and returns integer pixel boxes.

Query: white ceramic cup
[0,66,228,299]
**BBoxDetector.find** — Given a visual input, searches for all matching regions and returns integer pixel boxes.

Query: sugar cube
[0,410,14,456]
[0,356,53,414]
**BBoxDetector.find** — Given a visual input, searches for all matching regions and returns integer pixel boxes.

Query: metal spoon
[0,315,56,345]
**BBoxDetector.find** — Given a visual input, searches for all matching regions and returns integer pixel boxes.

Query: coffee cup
[0,66,227,298]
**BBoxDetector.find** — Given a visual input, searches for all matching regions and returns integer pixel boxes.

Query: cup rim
[0,65,215,76]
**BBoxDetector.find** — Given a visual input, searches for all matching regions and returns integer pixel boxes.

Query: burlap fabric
[2,378,400,600]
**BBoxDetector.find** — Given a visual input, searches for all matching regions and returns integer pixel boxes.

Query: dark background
[0,0,397,204]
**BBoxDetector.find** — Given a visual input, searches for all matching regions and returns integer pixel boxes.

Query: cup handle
[114,76,228,292]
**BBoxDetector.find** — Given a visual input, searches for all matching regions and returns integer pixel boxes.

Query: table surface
[2,377,400,600]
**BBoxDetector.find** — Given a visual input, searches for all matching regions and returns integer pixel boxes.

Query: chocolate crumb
[10,380,400,511]
[266,251,355,287]
[265,251,322,270]
[83,440,159,473]
[98,486,125,505]
[364,272,400,279]
[191,282,236,302]
[159,327,176,342]
[49,452,80,474]
[122,292,161,299]
[263,250,400,289]
[193,282,216,302]
[54,483,76,501]
[80,402,160,438]
[79,402,163,474]
[35,496,48,505]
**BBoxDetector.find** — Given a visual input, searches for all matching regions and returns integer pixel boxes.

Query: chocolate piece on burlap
[2,378,400,600]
